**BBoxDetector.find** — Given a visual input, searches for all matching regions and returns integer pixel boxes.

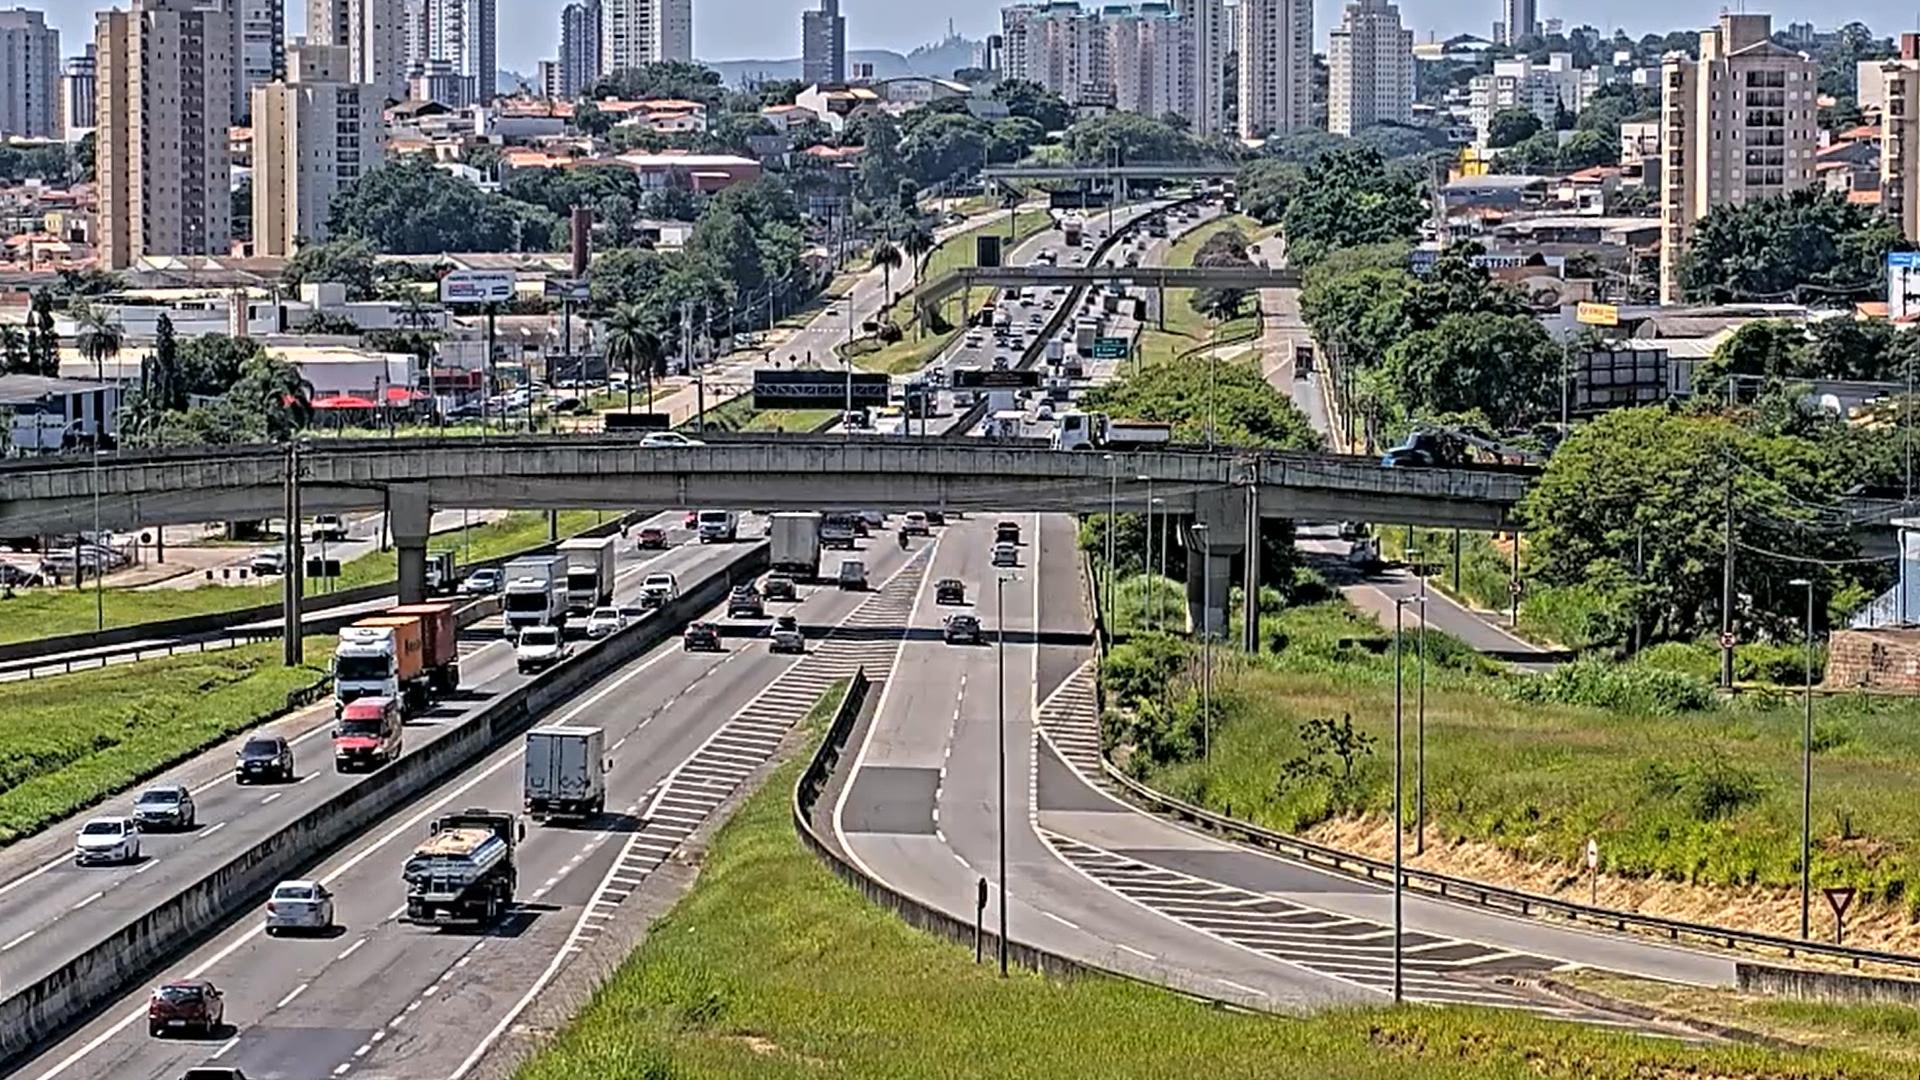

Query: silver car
[265,880,335,935]
[74,816,141,865]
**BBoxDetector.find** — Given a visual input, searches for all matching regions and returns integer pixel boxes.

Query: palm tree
[870,240,903,308]
[0,325,24,374]
[603,304,662,415]
[899,226,935,287]
[75,308,124,384]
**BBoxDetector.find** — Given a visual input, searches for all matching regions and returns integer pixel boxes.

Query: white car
[585,606,627,639]
[639,432,706,449]
[74,816,141,865]
[265,880,335,935]
[515,626,570,673]
[992,542,1019,568]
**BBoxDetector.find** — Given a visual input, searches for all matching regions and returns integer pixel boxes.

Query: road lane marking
[133,859,159,874]
[200,821,227,837]
[261,793,282,805]
[1,929,35,951]
[336,938,367,961]
[72,891,102,911]
[1042,911,1080,931]
[276,982,309,1009]
[211,1036,239,1059]
[1118,943,1156,961]
[1217,978,1263,997]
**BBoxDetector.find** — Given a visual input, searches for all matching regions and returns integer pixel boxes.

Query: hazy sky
[44,1,1913,74]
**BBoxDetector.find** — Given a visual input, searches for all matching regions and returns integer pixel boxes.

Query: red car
[149,978,225,1037]
[636,525,668,550]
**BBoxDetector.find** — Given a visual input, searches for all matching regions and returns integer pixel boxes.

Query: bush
[1507,659,1713,714]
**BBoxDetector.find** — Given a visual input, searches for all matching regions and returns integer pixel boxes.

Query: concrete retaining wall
[1737,961,1920,1006]
[0,541,767,1070]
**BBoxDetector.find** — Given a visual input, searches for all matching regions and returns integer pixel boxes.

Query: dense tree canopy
[991,79,1073,132]
[1281,146,1426,267]
[327,157,562,254]
[1377,312,1559,428]
[1081,357,1322,451]
[283,239,378,301]
[1486,108,1544,149]
[1236,158,1302,225]
[1062,113,1202,165]
[1678,189,1905,304]
[588,62,725,107]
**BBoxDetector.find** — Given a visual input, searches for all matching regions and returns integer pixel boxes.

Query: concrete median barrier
[0,542,768,1070]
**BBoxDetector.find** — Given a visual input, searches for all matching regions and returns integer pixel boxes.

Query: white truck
[556,536,617,616]
[697,510,739,543]
[771,512,823,580]
[523,726,608,821]
[502,554,569,637]
[1050,411,1175,452]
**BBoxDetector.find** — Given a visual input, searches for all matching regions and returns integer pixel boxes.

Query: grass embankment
[1134,213,1269,367]
[843,210,1054,377]
[0,637,333,844]
[696,394,837,434]
[0,510,603,645]
[1567,971,1920,1063]
[1135,595,1920,918]
[518,688,1904,1080]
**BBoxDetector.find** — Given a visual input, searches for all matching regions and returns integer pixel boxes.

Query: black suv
[934,578,965,605]
[943,614,983,645]
[995,520,1021,545]
[762,574,797,601]
[727,586,765,619]
[683,621,722,651]
[235,736,294,784]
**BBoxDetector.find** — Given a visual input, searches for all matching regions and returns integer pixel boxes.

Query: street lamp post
[1392,596,1408,1004]
[1105,454,1117,634]
[1152,497,1167,632]
[1193,523,1212,762]
[996,572,1014,976]
[1138,474,1152,633]
[1405,548,1428,856]
[1790,576,1815,939]
[92,448,103,631]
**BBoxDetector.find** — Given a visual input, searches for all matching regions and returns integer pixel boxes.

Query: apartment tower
[557,0,601,98]
[307,0,407,102]
[1328,0,1413,136]
[424,0,496,104]
[252,44,385,256]
[801,0,846,86]
[1237,0,1311,140]
[0,7,59,140]
[229,0,285,123]
[61,45,96,136]
[602,0,692,73]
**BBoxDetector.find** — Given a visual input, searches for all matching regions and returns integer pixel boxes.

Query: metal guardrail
[0,630,283,685]
[1100,760,1920,975]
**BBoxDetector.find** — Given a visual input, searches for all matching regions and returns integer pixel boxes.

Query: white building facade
[1327,0,1412,136]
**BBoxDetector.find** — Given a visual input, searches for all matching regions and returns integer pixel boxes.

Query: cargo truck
[1062,215,1084,247]
[502,554,569,637]
[697,510,739,543]
[819,512,859,551]
[333,601,459,716]
[523,726,608,821]
[1074,318,1099,357]
[1050,411,1175,452]
[401,808,523,927]
[556,536,617,615]
[770,512,823,579]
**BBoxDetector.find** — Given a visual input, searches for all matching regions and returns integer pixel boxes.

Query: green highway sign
[1092,337,1128,360]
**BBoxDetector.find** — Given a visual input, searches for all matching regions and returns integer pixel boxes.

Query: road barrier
[0,543,767,1071]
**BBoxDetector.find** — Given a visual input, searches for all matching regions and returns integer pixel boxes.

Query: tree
[231,178,252,244]
[991,79,1073,132]
[589,62,726,107]
[283,238,379,300]
[603,304,664,411]
[150,314,184,412]
[25,291,57,377]
[1377,312,1560,427]
[327,157,560,254]
[229,354,314,442]
[0,325,25,374]
[75,307,124,384]
[899,225,935,285]
[1679,188,1905,304]
[1063,113,1201,165]
[870,241,903,305]
[1236,158,1302,225]
[1281,146,1427,267]
[177,333,267,398]
[299,311,363,335]
[1487,108,1543,148]
[573,101,613,136]
[1080,356,1322,451]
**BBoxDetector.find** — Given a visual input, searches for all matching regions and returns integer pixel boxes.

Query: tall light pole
[996,572,1015,976]
[1152,496,1167,632]
[1790,576,1815,940]
[1193,523,1212,762]
[92,448,104,632]
[1105,454,1117,633]
[1392,596,1408,1004]
[1138,474,1152,634]
[1406,548,1427,856]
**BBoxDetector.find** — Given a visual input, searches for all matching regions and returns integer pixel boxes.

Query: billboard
[1890,252,1920,322]
[1570,348,1669,416]
[439,270,517,305]
[976,234,1003,269]
[604,412,670,432]
[1575,302,1619,327]
[951,368,1040,389]
[544,278,591,303]
[753,369,890,409]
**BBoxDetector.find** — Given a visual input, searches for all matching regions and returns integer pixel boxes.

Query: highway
[14,520,935,1080]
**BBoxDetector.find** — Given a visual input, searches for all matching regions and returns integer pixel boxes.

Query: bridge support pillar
[1186,489,1246,638]
[391,484,432,606]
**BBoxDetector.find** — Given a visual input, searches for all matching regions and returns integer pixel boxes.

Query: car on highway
[148,979,224,1037]
[683,620,722,651]
[132,785,196,832]
[74,815,141,865]
[585,606,628,639]
[924,509,948,526]
[265,880,335,936]
[311,514,349,543]
[903,511,931,536]
[181,1068,250,1080]
[761,573,797,601]
[943,613,983,645]
[727,585,766,618]
[995,520,1022,546]
[770,615,805,654]
[635,524,669,549]
[993,541,1019,568]
[460,567,502,595]
[992,355,1011,370]
[837,559,868,591]
[639,432,706,449]
[1034,399,1055,421]
[640,571,680,608]
[235,735,295,784]
[545,395,586,415]
[515,626,569,673]
[248,550,284,576]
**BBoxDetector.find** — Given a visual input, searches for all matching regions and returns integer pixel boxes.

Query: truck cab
[697,511,739,543]
[334,697,404,771]
[332,625,408,714]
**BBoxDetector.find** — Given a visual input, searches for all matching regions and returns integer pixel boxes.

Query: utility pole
[282,441,304,666]
[996,572,1012,977]
[1721,375,1737,689]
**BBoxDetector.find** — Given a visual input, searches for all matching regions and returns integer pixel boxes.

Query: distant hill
[707,36,980,87]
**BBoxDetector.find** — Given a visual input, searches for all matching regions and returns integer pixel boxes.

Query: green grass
[1137,597,1920,917]
[517,686,1905,1080]
[0,511,604,645]
[0,637,333,845]
[1567,971,1920,1063]
[697,395,838,434]
[1135,213,1266,367]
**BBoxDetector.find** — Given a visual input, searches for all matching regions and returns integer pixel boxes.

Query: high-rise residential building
[1237,0,1311,140]
[403,0,429,72]
[61,45,96,136]
[0,7,60,140]
[556,0,600,98]
[228,0,285,124]
[1875,35,1920,241]
[1174,0,1227,139]
[602,0,691,73]
[801,0,846,86]
[252,43,384,256]
[1327,0,1412,136]
[96,0,235,270]
[1105,6,1188,121]
[1499,0,1536,47]
[1467,52,1590,144]
[1000,2,1222,136]
[1659,13,1818,304]
[308,0,407,102]
[424,0,496,104]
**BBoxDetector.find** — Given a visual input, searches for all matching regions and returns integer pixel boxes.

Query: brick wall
[1826,629,1920,691]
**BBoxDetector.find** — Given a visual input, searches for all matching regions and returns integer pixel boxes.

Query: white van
[697,510,739,543]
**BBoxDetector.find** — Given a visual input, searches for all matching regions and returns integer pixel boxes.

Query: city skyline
[42,0,1920,79]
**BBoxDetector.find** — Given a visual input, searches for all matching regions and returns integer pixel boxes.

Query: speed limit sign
[1719,631,1737,650]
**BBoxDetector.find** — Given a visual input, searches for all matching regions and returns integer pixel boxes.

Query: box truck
[502,554,569,637]
[556,536,617,615]
[771,512,823,579]
[524,726,608,821]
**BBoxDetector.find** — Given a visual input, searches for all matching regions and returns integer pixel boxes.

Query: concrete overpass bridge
[0,435,1529,630]
[914,265,1302,320]
[982,164,1239,182]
